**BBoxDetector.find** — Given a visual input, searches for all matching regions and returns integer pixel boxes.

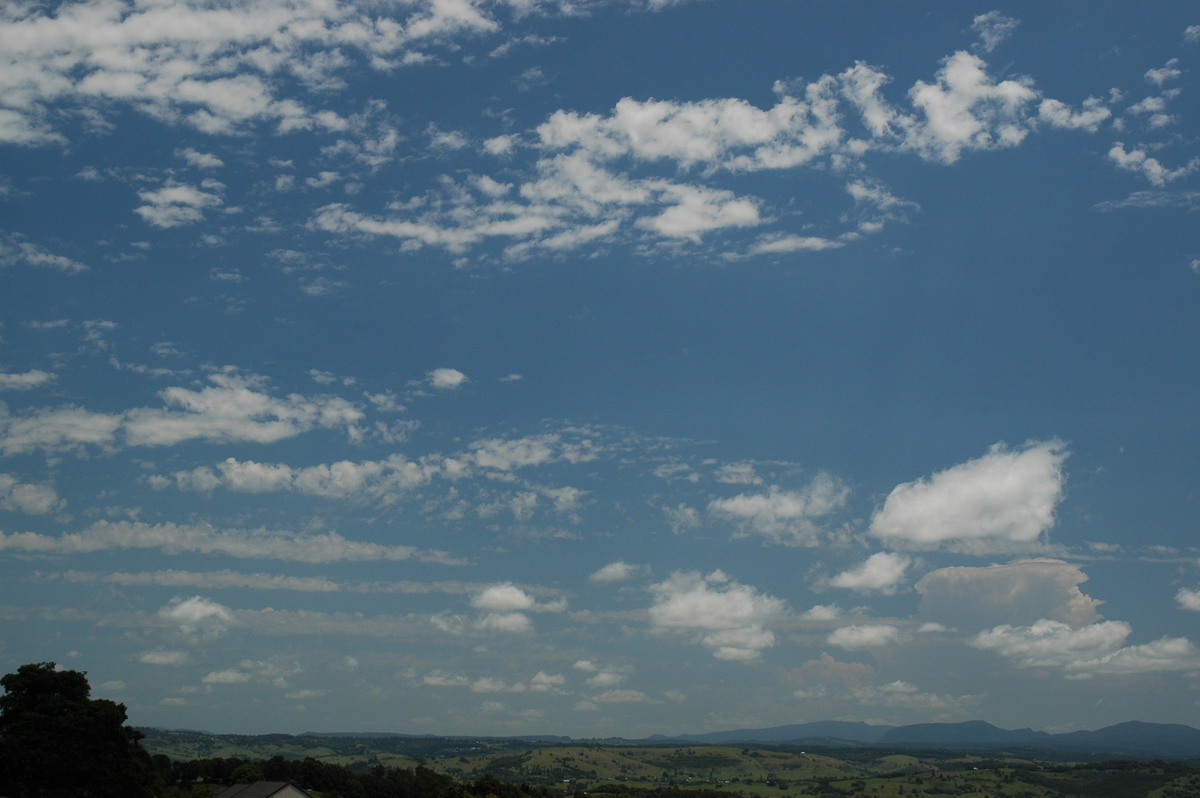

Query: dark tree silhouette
[0,662,158,798]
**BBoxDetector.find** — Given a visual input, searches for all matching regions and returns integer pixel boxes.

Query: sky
[1,0,1199,739]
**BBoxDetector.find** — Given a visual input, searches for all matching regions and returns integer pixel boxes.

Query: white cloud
[634,183,760,242]
[177,147,224,168]
[135,182,223,227]
[0,369,56,391]
[916,559,1102,630]
[202,668,253,685]
[1176,587,1200,612]
[123,371,363,447]
[1038,97,1111,132]
[972,618,1200,675]
[0,0,514,145]
[585,670,625,688]
[428,367,468,390]
[473,611,534,634]
[801,604,843,623]
[1145,59,1182,86]
[472,583,536,612]
[589,560,646,583]
[826,623,904,650]
[138,650,189,666]
[0,235,87,273]
[423,670,470,688]
[1,370,364,455]
[307,40,1112,262]
[708,472,848,545]
[904,51,1037,163]
[166,451,448,502]
[1108,143,1200,186]
[831,552,912,594]
[971,11,1019,53]
[159,595,236,642]
[648,570,786,661]
[529,671,566,692]
[744,233,844,256]
[0,474,64,515]
[0,403,123,456]
[591,689,647,703]
[62,568,347,594]
[0,519,452,564]
[868,440,1067,551]
[852,681,981,715]
[470,432,597,471]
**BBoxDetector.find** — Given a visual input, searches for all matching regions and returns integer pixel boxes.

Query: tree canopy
[0,662,158,798]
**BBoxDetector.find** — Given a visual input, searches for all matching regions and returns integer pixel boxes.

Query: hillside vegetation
[138,730,1200,797]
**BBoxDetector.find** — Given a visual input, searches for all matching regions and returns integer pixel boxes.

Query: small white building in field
[213,782,313,798]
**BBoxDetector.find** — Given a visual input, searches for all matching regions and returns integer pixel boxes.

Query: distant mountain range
[656,719,1200,758]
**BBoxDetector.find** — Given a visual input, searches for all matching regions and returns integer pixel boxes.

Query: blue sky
[2,0,1200,738]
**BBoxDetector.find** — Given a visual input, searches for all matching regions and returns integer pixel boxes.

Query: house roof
[212,782,312,798]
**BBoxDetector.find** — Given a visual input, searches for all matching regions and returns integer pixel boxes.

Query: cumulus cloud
[826,623,904,650]
[1108,143,1199,186]
[134,182,223,227]
[1038,96,1111,131]
[1144,59,1182,87]
[708,472,848,545]
[904,51,1037,162]
[159,595,236,642]
[916,559,1102,630]
[589,560,647,583]
[471,582,565,613]
[648,570,786,661]
[869,440,1067,551]
[428,367,468,390]
[973,618,1200,675]
[831,552,912,594]
[1176,587,1200,612]
[463,582,565,635]
[0,474,64,515]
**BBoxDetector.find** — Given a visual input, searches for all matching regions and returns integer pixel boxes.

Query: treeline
[157,756,561,798]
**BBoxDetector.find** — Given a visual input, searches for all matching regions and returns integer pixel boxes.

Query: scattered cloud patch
[708,472,848,545]
[0,234,87,273]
